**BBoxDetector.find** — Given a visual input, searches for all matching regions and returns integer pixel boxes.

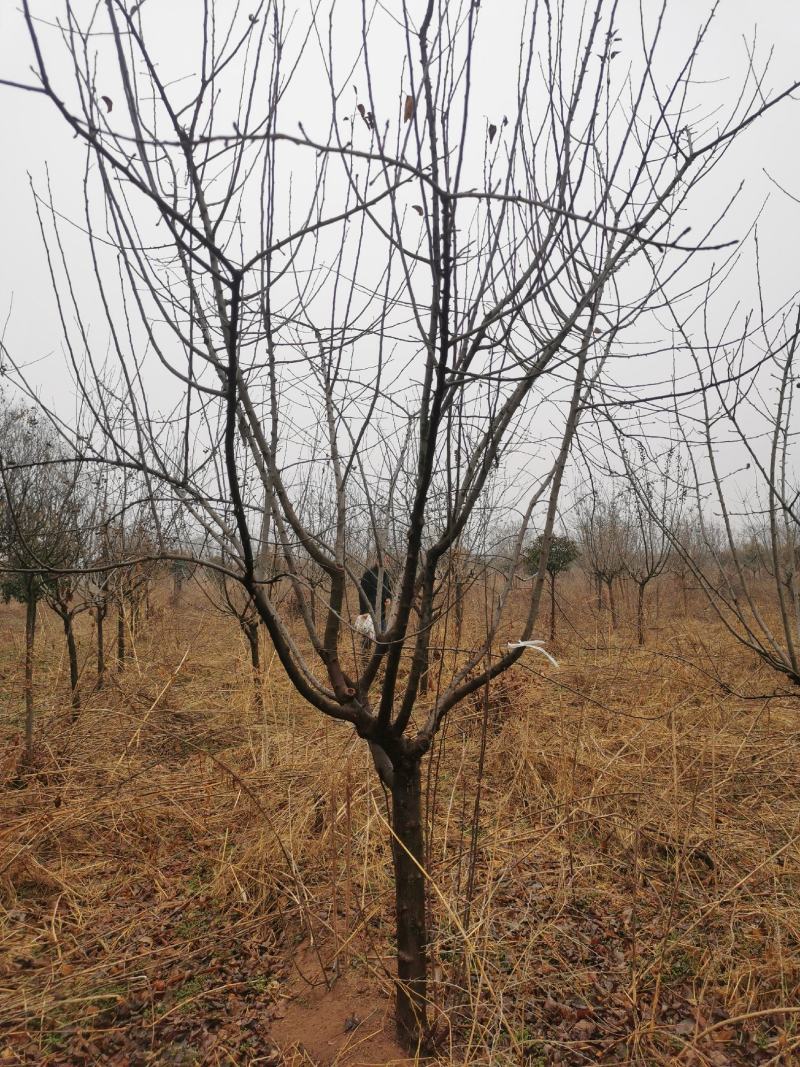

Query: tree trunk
[64,614,80,717]
[117,601,126,670]
[419,647,430,695]
[24,594,37,760]
[245,620,263,711]
[129,592,139,637]
[549,572,556,642]
[606,578,617,628]
[454,577,464,649]
[390,757,428,1050]
[637,582,646,646]
[96,603,105,690]
[595,573,602,611]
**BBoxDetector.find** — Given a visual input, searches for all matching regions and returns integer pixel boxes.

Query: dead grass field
[1,581,799,1066]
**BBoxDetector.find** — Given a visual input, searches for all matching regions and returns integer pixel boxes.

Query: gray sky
[1,2,798,392]
[1,0,799,525]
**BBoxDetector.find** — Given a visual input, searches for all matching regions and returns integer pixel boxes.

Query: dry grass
[1,581,799,1065]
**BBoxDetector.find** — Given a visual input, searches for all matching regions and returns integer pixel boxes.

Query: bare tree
[619,444,686,645]
[6,0,797,1045]
[0,405,86,751]
[202,540,275,712]
[670,291,800,687]
[576,489,632,628]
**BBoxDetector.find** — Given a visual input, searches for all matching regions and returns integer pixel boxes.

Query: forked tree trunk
[390,756,428,1049]
[63,614,80,717]
[96,603,105,689]
[24,595,37,759]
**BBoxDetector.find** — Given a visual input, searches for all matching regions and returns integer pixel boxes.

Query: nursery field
[1,581,799,1066]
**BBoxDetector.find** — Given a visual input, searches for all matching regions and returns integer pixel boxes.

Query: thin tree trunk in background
[245,620,263,711]
[172,568,183,606]
[606,578,617,629]
[64,614,80,716]
[595,574,602,611]
[96,603,105,689]
[637,583,646,646]
[117,601,126,670]
[391,757,428,1049]
[24,594,37,759]
[454,577,464,649]
[549,573,556,642]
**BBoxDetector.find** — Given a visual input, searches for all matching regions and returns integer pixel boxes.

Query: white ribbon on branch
[507,640,559,668]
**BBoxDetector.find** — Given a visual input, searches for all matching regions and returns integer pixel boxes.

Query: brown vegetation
[2,577,799,1065]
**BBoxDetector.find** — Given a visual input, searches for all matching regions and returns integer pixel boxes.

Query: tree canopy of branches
[669,291,800,688]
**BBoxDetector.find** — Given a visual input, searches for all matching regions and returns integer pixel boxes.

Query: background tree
[576,491,633,628]
[668,290,800,687]
[0,405,83,753]
[525,533,579,641]
[619,444,686,645]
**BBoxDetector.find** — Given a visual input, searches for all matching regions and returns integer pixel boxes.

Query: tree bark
[391,756,428,1050]
[24,594,37,760]
[64,614,80,717]
[637,582,646,646]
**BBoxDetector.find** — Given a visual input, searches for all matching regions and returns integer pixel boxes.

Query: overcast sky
[1,0,799,523]
[2,3,799,377]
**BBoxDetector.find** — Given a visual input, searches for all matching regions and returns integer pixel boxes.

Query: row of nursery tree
[4,394,799,755]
